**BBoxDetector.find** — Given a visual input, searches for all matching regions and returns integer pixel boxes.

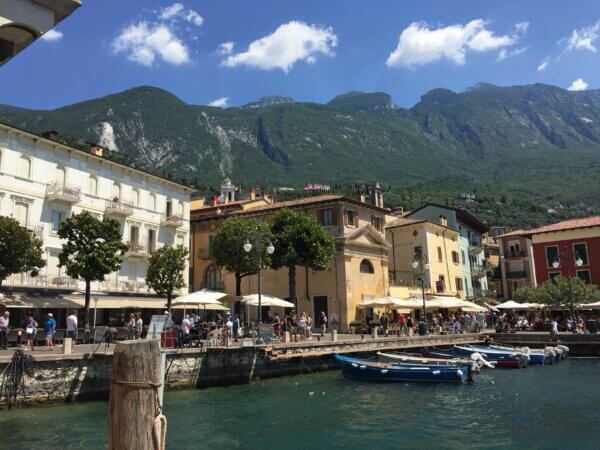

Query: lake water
[1,359,599,449]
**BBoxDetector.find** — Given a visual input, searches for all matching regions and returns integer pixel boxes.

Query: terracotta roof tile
[529,216,600,234]
[496,229,529,239]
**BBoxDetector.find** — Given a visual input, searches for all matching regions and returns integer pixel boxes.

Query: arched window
[88,176,98,196]
[148,193,156,211]
[18,154,31,179]
[204,264,224,290]
[131,188,139,207]
[360,259,374,274]
[111,183,121,202]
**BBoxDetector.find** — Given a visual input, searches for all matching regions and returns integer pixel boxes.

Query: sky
[1,0,600,110]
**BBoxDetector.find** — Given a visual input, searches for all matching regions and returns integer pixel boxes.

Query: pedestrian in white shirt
[66,311,78,351]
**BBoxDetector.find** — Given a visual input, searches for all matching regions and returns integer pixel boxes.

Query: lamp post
[243,229,275,344]
[551,244,583,329]
[412,253,430,336]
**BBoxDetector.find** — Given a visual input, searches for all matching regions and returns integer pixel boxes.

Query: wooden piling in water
[108,340,164,450]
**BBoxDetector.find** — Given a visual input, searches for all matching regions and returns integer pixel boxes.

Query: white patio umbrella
[172,289,227,306]
[360,296,406,308]
[241,294,294,308]
[496,300,542,310]
[578,301,600,310]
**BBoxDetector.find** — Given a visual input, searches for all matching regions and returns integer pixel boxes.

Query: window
[131,189,139,207]
[573,243,589,266]
[54,166,66,185]
[166,200,173,217]
[14,201,29,225]
[322,208,333,226]
[451,251,459,264]
[148,193,156,211]
[51,210,65,233]
[112,183,121,202]
[147,229,156,253]
[577,270,591,284]
[548,271,561,282]
[208,234,216,257]
[461,250,466,265]
[204,264,223,290]
[18,155,31,179]
[545,246,559,268]
[371,215,383,232]
[439,215,448,227]
[346,209,356,227]
[129,225,140,244]
[88,176,98,196]
[359,259,374,274]
[437,246,443,262]
[455,277,463,291]
[436,275,445,293]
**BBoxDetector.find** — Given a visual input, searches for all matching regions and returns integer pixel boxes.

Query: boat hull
[335,354,471,384]
[421,347,525,369]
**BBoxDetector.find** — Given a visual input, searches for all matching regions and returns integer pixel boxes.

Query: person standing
[273,313,282,338]
[407,315,414,336]
[181,314,192,347]
[231,313,240,342]
[380,312,389,336]
[551,317,559,342]
[398,314,407,336]
[66,311,78,351]
[125,313,135,339]
[135,314,143,339]
[319,311,328,334]
[45,313,56,350]
[24,315,38,351]
[0,311,9,350]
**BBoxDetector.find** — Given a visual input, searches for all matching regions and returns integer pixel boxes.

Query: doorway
[313,295,329,322]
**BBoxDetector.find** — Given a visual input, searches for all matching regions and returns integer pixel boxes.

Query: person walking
[299,312,308,340]
[66,311,78,351]
[24,315,38,351]
[0,311,9,350]
[134,314,143,339]
[45,313,56,350]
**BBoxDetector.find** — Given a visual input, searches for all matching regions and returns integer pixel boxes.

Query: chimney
[90,145,103,157]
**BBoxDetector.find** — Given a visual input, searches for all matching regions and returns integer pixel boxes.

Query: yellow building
[385,217,465,300]
[191,192,390,331]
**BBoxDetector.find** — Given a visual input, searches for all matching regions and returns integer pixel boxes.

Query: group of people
[0,310,70,351]
[125,313,144,340]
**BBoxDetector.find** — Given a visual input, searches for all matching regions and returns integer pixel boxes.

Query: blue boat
[422,346,528,368]
[469,344,555,365]
[334,354,472,384]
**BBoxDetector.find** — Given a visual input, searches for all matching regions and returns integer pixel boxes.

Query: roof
[529,216,600,235]
[496,229,530,239]
[193,194,389,222]
[385,217,459,234]
[0,121,194,192]
[406,202,489,233]
[191,197,270,213]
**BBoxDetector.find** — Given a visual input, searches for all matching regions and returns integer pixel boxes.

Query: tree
[59,211,126,328]
[514,276,600,307]
[269,209,337,309]
[211,217,269,296]
[0,216,45,288]
[146,244,188,313]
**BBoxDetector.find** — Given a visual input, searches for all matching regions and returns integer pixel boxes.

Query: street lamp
[412,253,430,336]
[243,231,275,344]
[551,245,584,330]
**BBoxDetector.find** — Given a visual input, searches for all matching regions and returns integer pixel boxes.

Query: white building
[0,0,82,66]
[0,121,193,300]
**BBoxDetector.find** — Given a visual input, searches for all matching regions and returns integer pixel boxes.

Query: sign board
[146,315,167,340]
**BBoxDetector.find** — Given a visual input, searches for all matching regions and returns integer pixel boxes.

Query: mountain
[327,91,397,111]
[1,83,600,227]
[242,95,296,108]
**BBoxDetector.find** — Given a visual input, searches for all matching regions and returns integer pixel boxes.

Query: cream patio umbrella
[241,294,295,308]
[172,288,229,319]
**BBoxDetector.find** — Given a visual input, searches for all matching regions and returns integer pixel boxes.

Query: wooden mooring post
[108,339,165,450]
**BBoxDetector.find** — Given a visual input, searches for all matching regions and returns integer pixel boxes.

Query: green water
[1,359,599,449]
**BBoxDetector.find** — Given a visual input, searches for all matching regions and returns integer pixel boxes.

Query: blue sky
[1,0,599,109]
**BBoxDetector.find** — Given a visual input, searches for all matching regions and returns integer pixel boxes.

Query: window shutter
[331,208,338,226]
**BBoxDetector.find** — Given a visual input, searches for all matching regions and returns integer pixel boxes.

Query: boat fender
[520,346,531,355]
[433,370,441,375]
[556,345,570,353]
[351,363,358,368]
[456,369,463,377]
[359,365,366,369]
[381,370,388,374]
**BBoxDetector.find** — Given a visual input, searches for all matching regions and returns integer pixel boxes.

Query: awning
[578,301,600,310]
[1,295,85,309]
[359,296,407,308]
[497,300,545,310]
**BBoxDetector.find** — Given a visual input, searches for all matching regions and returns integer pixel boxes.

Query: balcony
[125,242,150,259]
[4,273,79,289]
[101,280,149,293]
[507,271,527,279]
[26,222,44,240]
[46,182,81,203]
[389,270,430,288]
[471,265,487,278]
[468,243,484,255]
[105,199,134,217]
[504,250,527,259]
[161,214,184,228]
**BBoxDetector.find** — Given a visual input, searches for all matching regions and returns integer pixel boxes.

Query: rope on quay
[0,349,35,409]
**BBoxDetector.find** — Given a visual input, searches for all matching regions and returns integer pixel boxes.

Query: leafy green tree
[514,276,600,307]
[59,211,126,328]
[269,209,336,309]
[146,244,188,313]
[211,217,270,295]
[0,216,45,288]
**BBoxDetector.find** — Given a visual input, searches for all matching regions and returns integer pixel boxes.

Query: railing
[105,199,134,216]
[389,270,419,287]
[4,273,79,289]
[468,244,484,254]
[101,280,149,293]
[125,242,149,258]
[505,250,527,258]
[26,222,44,240]
[471,265,487,278]
[507,271,527,279]
[46,182,81,203]
[161,214,184,228]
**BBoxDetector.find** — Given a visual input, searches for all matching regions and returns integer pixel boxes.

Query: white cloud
[159,3,184,20]
[537,57,550,71]
[566,21,599,52]
[221,21,337,73]
[514,21,529,33]
[386,19,522,68]
[217,41,234,55]
[112,21,190,66]
[567,78,588,91]
[208,97,229,108]
[159,3,203,26]
[497,46,527,61]
[40,29,63,42]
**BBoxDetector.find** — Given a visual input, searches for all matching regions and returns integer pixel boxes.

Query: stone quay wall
[0,334,482,408]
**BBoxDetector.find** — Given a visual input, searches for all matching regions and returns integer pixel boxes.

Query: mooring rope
[0,350,35,409]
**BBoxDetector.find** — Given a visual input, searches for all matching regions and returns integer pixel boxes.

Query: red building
[530,217,600,286]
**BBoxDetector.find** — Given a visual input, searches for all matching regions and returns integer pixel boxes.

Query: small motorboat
[422,346,528,368]
[376,351,495,371]
[334,354,473,384]
[473,344,557,365]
